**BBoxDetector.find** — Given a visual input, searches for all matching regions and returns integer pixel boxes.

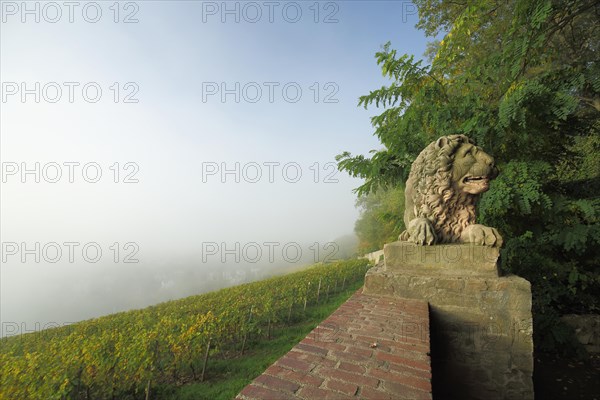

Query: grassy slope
[1,260,369,400]
[155,280,364,400]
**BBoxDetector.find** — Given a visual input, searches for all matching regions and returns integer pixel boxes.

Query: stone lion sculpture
[399,134,503,247]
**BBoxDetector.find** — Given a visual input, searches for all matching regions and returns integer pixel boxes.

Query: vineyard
[0,259,370,400]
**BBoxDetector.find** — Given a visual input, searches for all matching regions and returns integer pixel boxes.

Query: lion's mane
[407,134,478,243]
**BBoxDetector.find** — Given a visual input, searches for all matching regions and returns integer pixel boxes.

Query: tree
[354,187,405,254]
[337,0,600,351]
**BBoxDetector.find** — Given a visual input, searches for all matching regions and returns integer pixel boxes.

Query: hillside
[0,259,370,400]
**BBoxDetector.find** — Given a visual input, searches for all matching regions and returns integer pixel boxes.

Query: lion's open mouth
[463,176,490,184]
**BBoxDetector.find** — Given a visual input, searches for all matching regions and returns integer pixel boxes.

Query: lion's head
[404,134,498,243]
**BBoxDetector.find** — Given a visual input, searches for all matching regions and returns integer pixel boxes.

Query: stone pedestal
[364,241,534,400]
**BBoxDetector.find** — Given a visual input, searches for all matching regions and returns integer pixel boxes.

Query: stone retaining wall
[364,242,534,400]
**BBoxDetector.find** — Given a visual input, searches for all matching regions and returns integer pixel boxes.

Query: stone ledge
[364,266,532,312]
[384,241,500,278]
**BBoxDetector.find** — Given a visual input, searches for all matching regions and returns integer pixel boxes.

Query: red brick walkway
[236,289,431,400]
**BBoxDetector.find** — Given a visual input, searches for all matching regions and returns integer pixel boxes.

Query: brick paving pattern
[236,289,431,399]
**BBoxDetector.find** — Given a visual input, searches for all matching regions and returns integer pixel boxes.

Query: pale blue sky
[0,1,430,333]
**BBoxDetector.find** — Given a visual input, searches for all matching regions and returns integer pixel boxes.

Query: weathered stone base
[364,241,534,400]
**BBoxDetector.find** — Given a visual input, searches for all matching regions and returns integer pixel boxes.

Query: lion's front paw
[406,218,437,245]
[398,230,410,241]
[461,224,503,247]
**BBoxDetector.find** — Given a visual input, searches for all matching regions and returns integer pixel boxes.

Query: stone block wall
[364,241,534,400]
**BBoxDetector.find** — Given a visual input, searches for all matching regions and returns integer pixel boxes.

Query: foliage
[354,186,406,254]
[0,260,370,400]
[337,0,600,351]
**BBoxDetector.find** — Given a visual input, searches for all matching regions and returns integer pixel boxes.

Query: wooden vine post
[201,337,211,382]
[303,282,310,312]
[316,278,322,304]
[240,306,253,356]
[145,379,151,400]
